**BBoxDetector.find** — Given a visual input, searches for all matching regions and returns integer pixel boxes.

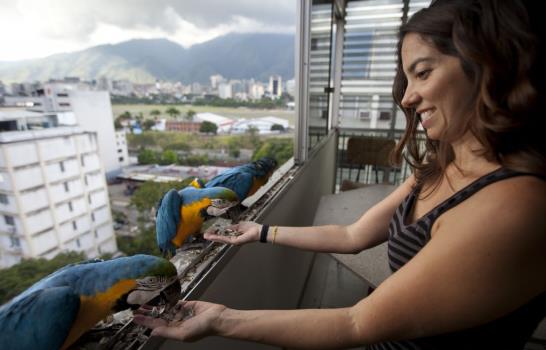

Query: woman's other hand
[133,301,226,342]
[204,221,262,246]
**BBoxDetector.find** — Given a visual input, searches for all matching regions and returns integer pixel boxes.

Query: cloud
[0,0,295,60]
[12,0,295,41]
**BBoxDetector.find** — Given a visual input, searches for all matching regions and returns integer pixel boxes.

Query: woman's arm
[137,177,546,348]
[205,175,416,254]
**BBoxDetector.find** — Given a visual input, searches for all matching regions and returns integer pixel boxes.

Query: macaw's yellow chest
[248,175,269,197]
[61,279,138,350]
[172,198,211,246]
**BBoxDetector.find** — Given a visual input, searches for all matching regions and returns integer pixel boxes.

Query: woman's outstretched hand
[204,221,262,246]
[133,301,226,342]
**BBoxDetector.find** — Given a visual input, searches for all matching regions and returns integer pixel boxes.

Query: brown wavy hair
[392,0,546,189]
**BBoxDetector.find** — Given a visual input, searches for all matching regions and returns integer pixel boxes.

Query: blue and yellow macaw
[155,186,239,257]
[189,177,205,189]
[0,254,179,350]
[204,157,278,202]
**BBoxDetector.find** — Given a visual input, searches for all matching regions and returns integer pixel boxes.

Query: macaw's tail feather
[156,189,182,255]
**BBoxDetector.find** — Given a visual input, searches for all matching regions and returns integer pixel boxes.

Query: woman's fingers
[133,314,168,329]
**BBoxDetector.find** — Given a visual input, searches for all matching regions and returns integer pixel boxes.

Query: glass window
[10,236,20,248]
[4,215,15,226]
[307,0,335,150]
[0,193,8,205]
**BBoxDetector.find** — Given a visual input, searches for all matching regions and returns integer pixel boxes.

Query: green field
[112,104,296,126]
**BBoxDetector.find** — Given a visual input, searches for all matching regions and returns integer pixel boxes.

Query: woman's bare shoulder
[445,174,546,238]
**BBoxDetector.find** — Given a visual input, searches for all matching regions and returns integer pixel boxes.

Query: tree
[271,124,285,132]
[159,150,177,165]
[199,121,218,134]
[0,251,86,304]
[143,119,156,131]
[150,109,161,118]
[185,109,197,121]
[252,138,293,165]
[246,126,262,149]
[228,137,242,158]
[114,118,123,130]
[137,148,157,164]
[112,210,128,224]
[166,142,191,152]
[117,226,161,257]
[135,112,144,124]
[165,107,181,120]
[127,133,157,148]
[130,180,190,213]
[118,111,132,121]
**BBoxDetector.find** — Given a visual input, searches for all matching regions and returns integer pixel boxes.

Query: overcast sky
[0,0,296,61]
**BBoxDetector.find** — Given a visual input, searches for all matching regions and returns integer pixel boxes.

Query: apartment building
[3,83,130,177]
[0,109,117,268]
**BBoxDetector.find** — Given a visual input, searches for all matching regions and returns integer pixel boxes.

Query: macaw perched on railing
[203,157,278,202]
[0,254,180,350]
[155,186,239,257]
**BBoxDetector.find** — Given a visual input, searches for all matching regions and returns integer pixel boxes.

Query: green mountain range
[0,33,294,84]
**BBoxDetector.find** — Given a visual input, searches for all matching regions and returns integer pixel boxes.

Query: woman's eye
[416,69,431,79]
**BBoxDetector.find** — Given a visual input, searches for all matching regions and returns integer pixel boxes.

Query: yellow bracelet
[272,226,279,244]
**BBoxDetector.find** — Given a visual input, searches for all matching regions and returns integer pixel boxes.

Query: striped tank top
[369,168,546,350]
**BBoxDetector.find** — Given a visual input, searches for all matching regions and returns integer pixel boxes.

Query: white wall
[39,137,77,161]
[69,91,119,177]
[92,206,110,226]
[95,223,114,243]
[98,235,117,253]
[25,209,54,235]
[32,230,59,256]
[58,215,91,243]
[19,188,48,213]
[0,171,12,191]
[49,179,84,203]
[115,131,130,167]
[13,166,44,191]
[85,171,104,192]
[56,197,87,224]
[45,158,79,183]
[75,133,98,154]
[89,190,107,209]
[5,143,39,167]
[81,153,101,173]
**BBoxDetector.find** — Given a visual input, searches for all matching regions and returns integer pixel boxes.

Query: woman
[135,1,546,348]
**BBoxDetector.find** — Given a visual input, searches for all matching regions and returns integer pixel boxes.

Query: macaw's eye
[211,199,225,207]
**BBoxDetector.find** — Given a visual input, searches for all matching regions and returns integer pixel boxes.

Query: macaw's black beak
[143,279,182,308]
[161,279,182,307]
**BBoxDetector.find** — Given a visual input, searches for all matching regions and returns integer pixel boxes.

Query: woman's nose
[401,87,420,109]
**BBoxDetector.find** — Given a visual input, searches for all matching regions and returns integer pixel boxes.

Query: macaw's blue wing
[155,189,182,255]
[204,170,253,202]
[0,287,79,350]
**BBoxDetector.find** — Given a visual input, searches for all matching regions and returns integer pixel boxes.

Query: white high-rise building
[249,81,265,100]
[3,83,128,178]
[268,75,283,99]
[0,109,117,268]
[218,83,233,99]
[210,74,225,90]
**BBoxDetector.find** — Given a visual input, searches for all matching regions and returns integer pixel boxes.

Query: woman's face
[400,33,474,140]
